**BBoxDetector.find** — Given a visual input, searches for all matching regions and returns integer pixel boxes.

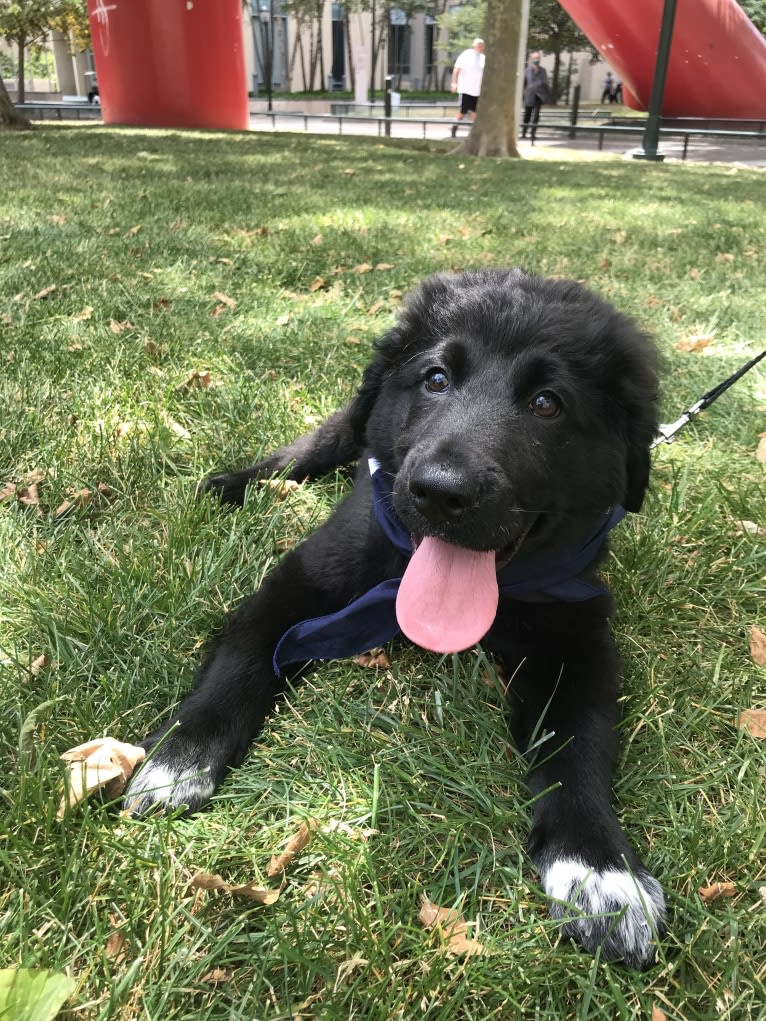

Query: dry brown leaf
[267,819,318,877]
[418,895,489,957]
[756,435,766,465]
[125,224,142,236]
[276,314,290,326]
[30,653,50,676]
[311,234,323,246]
[0,480,17,503]
[258,478,299,500]
[715,252,735,263]
[54,487,93,518]
[353,648,391,669]
[354,263,372,274]
[676,334,714,352]
[689,267,701,280]
[309,277,326,292]
[699,881,737,902]
[200,968,232,984]
[181,369,213,390]
[367,301,384,315]
[72,306,94,322]
[106,916,129,964]
[738,709,766,738]
[58,737,145,818]
[750,626,766,667]
[375,263,395,271]
[734,520,765,537]
[652,1006,669,1021]
[213,290,237,309]
[189,871,281,904]
[35,284,57,299]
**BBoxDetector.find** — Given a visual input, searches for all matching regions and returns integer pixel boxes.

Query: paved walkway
[248,112,766,168]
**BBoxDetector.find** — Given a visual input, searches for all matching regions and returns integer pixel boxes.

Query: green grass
[1,125,764,1020]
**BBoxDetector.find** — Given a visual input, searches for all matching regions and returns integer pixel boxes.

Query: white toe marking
[126,761,215,811]
[542,857,666,963]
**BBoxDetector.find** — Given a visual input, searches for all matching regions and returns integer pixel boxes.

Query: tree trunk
[454,0,523,158]
[0,74,31,129]
[16,33,27,105]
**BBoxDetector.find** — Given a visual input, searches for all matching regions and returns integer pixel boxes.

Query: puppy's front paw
[123,732,218,816]
[541,858,666,970]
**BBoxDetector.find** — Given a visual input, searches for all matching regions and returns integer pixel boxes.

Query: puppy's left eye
[529,390,561,418]
[425,369,450,394]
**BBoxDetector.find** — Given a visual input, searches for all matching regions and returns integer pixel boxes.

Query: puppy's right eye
[425,368,450,394]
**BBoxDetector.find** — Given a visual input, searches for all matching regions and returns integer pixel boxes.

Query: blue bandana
[273,458,625,675]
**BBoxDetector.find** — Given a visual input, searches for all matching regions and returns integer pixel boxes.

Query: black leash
[651,349,766,448]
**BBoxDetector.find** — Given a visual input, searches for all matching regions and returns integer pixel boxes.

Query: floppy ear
[618,338,660,513]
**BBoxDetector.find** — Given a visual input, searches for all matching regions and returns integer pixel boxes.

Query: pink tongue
[395,537,499,653]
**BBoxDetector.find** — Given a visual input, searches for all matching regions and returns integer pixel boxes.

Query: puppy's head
[351,269,658,556]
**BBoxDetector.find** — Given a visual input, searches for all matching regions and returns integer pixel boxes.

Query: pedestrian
[450,38,485,137]
[614,78,623,103]
[601,71,615,103]
[521,51,551,143]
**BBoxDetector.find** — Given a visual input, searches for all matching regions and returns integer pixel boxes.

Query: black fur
[127,269,665,969]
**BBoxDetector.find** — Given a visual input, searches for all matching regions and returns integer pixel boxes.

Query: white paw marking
[125,761,215,814]
[542,857,666,967]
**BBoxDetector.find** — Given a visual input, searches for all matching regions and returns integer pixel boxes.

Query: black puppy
[127,268,665,969]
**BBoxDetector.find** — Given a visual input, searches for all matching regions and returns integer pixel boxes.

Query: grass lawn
[1,125,764,1020]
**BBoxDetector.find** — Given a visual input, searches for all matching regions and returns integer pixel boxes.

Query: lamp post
[370,0,376,102]
[633,0,678,161]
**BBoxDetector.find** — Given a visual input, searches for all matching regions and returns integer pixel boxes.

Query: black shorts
[460,93,479,115]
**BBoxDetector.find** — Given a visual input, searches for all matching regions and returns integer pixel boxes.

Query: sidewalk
[248,111,766,168]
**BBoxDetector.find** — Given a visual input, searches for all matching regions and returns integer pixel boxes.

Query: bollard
[384,75,392,137]
[569,84,580,139]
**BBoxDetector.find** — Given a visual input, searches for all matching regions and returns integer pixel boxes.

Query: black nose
[408,464,479,523]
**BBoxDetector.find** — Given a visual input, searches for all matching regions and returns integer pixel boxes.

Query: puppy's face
[362,270,658,559]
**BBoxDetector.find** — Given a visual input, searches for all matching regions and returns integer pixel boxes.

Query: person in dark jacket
[522,52,550,143]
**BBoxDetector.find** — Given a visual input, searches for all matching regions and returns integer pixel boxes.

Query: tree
[0,0,87,103]
[739,0,766,35]
[527,0,594,100]
[0,72,31,127]
[454,0,523,157]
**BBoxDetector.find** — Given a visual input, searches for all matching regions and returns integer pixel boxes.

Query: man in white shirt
[450,38,485,137]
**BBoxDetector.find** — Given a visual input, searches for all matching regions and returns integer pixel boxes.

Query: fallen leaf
[751,627,766,667]
[58,737,145,818]
[105,916,129,964]
[689,267,701,280]
[418,896,490,956]
[309,277,326,292]
[676,334,714,352]
[30,654,50,676]
[276,314,290,326]
[258,478,299,500]
[367,301,384,315]
[189,871,281,905]
[311,234,323,246]
[738,709,766,739]
[180,369,213,390]
[375,263,395,271]
[125,224,142,236]
[200,968,232,984]
[109,319,133,334]
[267,819,318,877]
[0,480,16,502]
[35,284,57,300]
[756,435,766,465]
[715,252,735,263]
[353,648,391,669]
[652,1006,669,1021]
[72,306,94,322]
[213,290,236,309]
[699,881,736,902]
[354,263,372,274]
[734,520,765,537]
[54,488,92,518]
